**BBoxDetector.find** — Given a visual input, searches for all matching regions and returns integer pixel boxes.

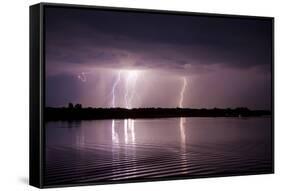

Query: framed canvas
[30,2,274,188]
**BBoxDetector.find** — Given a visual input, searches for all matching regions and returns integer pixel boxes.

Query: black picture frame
[30,2,274,188]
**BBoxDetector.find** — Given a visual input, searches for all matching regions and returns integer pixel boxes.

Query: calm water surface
[45,117,272,185]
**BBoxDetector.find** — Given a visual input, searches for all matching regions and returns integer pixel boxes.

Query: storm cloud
[45,6,272,109]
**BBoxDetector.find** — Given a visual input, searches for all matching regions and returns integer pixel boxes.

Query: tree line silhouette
[45,103,271,121]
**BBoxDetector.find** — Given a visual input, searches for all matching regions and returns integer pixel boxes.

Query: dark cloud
[45,7,272,75]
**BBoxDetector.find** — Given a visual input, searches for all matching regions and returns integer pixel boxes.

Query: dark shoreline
[45,107,271,121]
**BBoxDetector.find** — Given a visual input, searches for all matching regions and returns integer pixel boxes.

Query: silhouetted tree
[75,104,82,109]
[68,103,74,109]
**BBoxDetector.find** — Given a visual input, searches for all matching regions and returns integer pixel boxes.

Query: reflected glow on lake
[45,117,272,186]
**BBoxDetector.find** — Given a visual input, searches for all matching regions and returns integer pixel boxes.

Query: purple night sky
[45,7,272,110]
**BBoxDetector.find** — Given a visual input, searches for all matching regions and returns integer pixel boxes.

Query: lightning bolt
[179,77,187,162]
[111,71,122,145]
[179,77,187,108]
[124,75,130,108]
[123,70,138,145]
[124,71,138,109]
[111,71,121,108]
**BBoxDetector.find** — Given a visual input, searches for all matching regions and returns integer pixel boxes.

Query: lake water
[45,117,272,186]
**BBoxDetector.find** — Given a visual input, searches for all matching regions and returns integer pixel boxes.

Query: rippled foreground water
[45,117,272,186]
